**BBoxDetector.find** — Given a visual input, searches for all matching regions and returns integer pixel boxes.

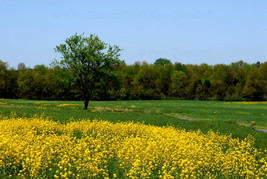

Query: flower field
[0,116,267,178]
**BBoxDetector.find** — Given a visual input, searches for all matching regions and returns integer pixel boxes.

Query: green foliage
[1,58,267,101]
[53,33,123,109]
[154,58,171,66]
[174,62,187,72]
[242,69,267,100]
[0,60,8,97]
[170,71,187,98]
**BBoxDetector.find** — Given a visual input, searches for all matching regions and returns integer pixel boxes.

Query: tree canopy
[53,34,123,109]
[1,57,267,102]
[154,58,172,66]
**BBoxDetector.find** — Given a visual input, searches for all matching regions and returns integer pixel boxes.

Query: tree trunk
[83,91,92,109]
[83,86,92,110]
[84,98,89,109]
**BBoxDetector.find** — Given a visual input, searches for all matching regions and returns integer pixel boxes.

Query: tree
[170,71,187,98]
[154,58,171,66]
[17,63,27,70]
[242,69,266,101]
[155,64,173,98]
[53,34,123,109]
[0,60,8,98]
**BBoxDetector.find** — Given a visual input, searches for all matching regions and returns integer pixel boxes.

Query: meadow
[1,99,267,147]
[1,99,267,178]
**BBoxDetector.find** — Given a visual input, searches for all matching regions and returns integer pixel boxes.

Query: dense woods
[0,59,267,101]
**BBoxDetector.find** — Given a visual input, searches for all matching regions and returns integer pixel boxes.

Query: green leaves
[53,33,123,109]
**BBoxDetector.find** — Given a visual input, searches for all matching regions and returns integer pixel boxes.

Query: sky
[0,0,266,68]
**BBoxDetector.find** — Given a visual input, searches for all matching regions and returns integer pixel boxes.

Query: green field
[1,99,267,149]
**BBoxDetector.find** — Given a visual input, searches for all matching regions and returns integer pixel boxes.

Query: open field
[1,99,267,126]
[1,99,267,149]
[1,99,267,178]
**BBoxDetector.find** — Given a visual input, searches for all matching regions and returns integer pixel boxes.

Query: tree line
[1,59,267,101]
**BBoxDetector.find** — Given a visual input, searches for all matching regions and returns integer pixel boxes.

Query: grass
[1,99,267,149]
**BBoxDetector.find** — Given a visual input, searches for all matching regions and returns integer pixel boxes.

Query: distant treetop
[154,58,172,66]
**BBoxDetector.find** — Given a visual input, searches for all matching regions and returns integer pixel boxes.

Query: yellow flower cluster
[57,104,80,107]
[0,116,267,178]
[234,101,267,104]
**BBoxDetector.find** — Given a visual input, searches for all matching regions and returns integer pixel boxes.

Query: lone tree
[54,33,123,109]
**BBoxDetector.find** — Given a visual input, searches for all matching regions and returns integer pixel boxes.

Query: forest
[0,59,266,101]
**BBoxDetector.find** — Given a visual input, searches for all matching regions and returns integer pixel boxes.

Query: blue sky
[0,0,266,68]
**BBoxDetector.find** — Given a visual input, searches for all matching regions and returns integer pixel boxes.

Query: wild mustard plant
[0,116,266,178]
